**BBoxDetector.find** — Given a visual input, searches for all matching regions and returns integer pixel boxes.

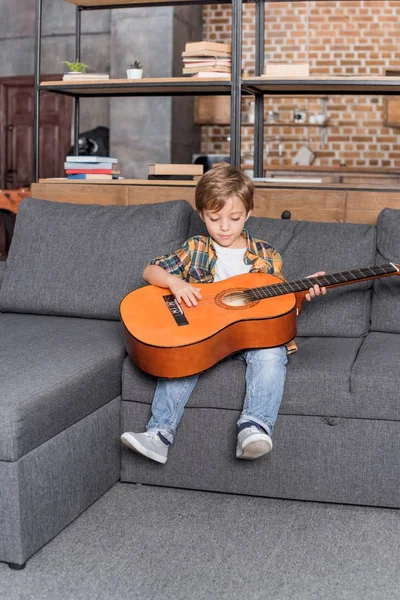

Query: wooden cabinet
[31,179,400,225]
[252,188,346,223]
[194,96,231,125]
[384,97,400,128]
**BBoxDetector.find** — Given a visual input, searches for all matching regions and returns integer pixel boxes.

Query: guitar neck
[250,263,399,300]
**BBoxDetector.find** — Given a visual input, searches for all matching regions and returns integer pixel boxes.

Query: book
[183,59,231,68]
[62,73,110,80]
[148,174,197,181]
[189,72,231,79]
[183,66,231,74]
[148,163,204,176]
[64,161,118,170]
[182,49,231,58]
[185,41,231,54]
[67,173,114,180]
[253,177,323,183]
[65,169,120,175]
[65,156,118,163]
[263,63,310,77]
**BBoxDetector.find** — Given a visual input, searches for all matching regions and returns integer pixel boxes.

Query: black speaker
[192,154,230,173]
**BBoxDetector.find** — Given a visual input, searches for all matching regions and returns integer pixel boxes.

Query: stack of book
[64,156,121,180]
[182,41,231,78]
[148,164,204,181]
[62,72,110,81]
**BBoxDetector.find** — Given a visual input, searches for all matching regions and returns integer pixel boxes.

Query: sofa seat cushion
[0,198,193,320]
[0,314,126,462]
[371,208,400,333]
[282,336,360,416]
[121,336,383,420]
[188,213,376,337]
[350,332,400,420]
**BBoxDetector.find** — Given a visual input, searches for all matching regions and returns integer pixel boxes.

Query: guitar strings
[176,289,289,308]
[163,265,397,314]
[178,278,329,307]
[177,288,296,308]
[175,268,390,308]
[179,291,255,307]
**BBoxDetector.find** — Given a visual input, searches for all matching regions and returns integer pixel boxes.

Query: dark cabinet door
[0,76,72,189]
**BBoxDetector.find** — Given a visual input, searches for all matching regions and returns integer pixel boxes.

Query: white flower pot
[126,68,143,79]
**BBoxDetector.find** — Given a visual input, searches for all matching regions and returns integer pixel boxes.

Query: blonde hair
[195,162,254,214]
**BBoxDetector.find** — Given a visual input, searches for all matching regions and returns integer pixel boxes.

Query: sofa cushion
[188,213,376,337]
[0,198,193,319]
[122,334,400,420]
[350,332,400,420]
[0,313,126,461]
[370,208,400,333]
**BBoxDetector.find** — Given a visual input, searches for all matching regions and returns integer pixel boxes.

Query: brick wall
[201,0,400,168]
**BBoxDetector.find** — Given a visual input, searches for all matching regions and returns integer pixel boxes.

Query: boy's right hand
[167,276,202,307]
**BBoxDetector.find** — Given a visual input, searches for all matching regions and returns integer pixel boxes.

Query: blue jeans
[146,346,288,443]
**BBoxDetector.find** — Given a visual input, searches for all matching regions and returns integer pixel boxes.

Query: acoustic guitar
[120,263,399,378]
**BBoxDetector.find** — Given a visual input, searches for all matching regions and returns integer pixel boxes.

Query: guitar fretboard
[247,263,398,300]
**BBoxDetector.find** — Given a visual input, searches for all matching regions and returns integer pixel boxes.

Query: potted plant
[127,61,143,79]
[62,60,89,74]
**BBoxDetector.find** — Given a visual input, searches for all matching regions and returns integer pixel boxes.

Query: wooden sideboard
[30,178,400,225]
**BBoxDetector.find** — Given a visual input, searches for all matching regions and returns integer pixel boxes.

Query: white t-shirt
[213,240,251,282]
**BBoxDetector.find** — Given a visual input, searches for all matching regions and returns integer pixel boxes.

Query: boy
[121,163,326,464]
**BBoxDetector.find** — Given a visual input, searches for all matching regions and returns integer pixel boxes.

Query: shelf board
[44,76,400,98]
[239,122,328,128]
[64,0,242,7]
[243,76,400,95]
[40,77,232,97]
[261,166,400,174]
[261,94,329,99]
[262,122,328,127]
[41,75,400,98]
[39,178,197,185]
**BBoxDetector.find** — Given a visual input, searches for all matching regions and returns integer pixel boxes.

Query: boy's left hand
[305,271,327,302]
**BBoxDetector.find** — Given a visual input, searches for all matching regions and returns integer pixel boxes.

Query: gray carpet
[1,482,399,600]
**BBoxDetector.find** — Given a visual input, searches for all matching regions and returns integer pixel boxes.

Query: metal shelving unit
[250,1,400,178]
[33,0,246,181]
[248,75,400,177]
[34,0,400,183]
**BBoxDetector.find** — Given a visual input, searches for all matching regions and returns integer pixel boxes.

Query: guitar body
[120,272,297,378]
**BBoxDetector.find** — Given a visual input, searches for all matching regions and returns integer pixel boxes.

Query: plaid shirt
[149,229,297,353]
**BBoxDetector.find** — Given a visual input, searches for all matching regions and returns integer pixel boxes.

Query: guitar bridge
[163,294,189,326]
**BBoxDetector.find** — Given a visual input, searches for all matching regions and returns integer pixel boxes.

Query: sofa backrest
[0,198,193,320]
[189,212,377,337]
[370,208,400,333]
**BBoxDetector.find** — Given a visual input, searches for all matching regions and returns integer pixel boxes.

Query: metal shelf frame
[33,0,245,181]
[250,2,400,177]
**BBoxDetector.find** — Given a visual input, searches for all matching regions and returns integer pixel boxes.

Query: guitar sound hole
[223,291,253,306]
[215,288,259,310]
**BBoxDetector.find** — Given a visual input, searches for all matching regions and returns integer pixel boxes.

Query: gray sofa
[1,198,399,569]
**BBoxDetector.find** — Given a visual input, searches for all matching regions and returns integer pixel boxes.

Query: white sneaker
[236,425,273,460]
[121,431,169,464]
